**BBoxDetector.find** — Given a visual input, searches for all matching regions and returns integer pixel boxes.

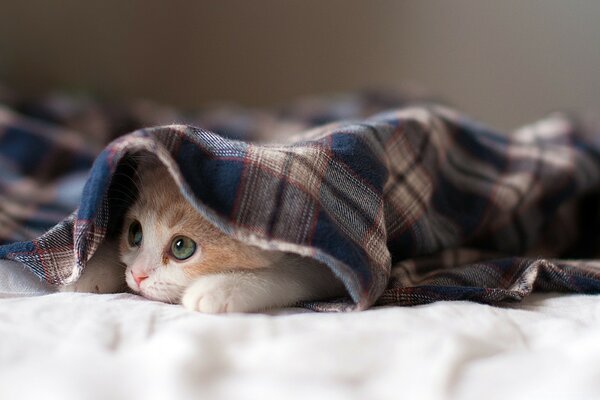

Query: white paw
[57,241,126,294]
[57,263,125,294]
[181,273,259,313]
[58,279,100,294]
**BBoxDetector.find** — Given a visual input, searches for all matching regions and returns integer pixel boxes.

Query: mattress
[1,262,599,400]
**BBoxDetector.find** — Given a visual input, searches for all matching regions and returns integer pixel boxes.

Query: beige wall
[394,1,600,129]
[1,1,599,129]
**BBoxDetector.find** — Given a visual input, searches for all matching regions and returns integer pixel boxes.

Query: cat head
[119,158,271,303]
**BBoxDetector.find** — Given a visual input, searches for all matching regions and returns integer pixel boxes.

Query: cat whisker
[116,156,345,313]
[112,171,143,192]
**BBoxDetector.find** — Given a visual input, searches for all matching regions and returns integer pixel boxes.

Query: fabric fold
[2,92,600,311]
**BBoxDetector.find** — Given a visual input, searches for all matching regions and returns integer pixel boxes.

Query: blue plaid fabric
[2,90,600,311]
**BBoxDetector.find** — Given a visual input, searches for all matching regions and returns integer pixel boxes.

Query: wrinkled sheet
[1,287,600,400]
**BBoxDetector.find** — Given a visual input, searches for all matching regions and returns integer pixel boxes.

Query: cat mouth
[124,268,185,303]
[133,282,183,304]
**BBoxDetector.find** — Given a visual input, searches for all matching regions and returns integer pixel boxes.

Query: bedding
[2,90,600,310]
[1,286,600,400]
[2,89,600,399]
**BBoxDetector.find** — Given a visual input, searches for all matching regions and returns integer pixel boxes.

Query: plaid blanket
[2,88,600,311]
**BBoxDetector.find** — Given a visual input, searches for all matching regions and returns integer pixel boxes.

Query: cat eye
[128,220,143,247]
[170,236,196,260]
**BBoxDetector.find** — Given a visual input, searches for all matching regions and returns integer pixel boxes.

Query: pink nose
[132,272,148,287]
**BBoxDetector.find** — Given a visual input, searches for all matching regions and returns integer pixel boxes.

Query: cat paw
[57,264,125,294]
[59,240,126,294]
[181,274,257,313]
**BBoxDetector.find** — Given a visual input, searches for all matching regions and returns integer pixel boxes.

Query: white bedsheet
[1,266,600,400]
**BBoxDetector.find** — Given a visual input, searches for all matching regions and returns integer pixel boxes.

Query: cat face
[119,160,271,303]
[120,207,200,303]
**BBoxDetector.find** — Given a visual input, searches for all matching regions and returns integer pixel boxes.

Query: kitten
[63,156,345,313]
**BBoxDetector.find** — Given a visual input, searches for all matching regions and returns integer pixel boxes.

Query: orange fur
[118,155,281,302]
[68,153,345,312]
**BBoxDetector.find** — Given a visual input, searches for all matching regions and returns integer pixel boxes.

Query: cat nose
[132,272,148,286]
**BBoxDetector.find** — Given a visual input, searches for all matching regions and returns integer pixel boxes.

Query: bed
[3,89,600,399]
[1,262,598,400]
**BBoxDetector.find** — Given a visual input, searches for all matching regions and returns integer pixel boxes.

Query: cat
[61,156,345,313]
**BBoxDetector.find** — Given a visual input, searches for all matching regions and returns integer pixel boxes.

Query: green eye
[170,236,196,260]
[128,220,143,247]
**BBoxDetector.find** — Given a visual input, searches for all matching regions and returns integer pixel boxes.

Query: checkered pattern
[2,90,600,311]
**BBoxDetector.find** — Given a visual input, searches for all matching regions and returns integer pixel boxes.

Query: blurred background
[1,0,599,130]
